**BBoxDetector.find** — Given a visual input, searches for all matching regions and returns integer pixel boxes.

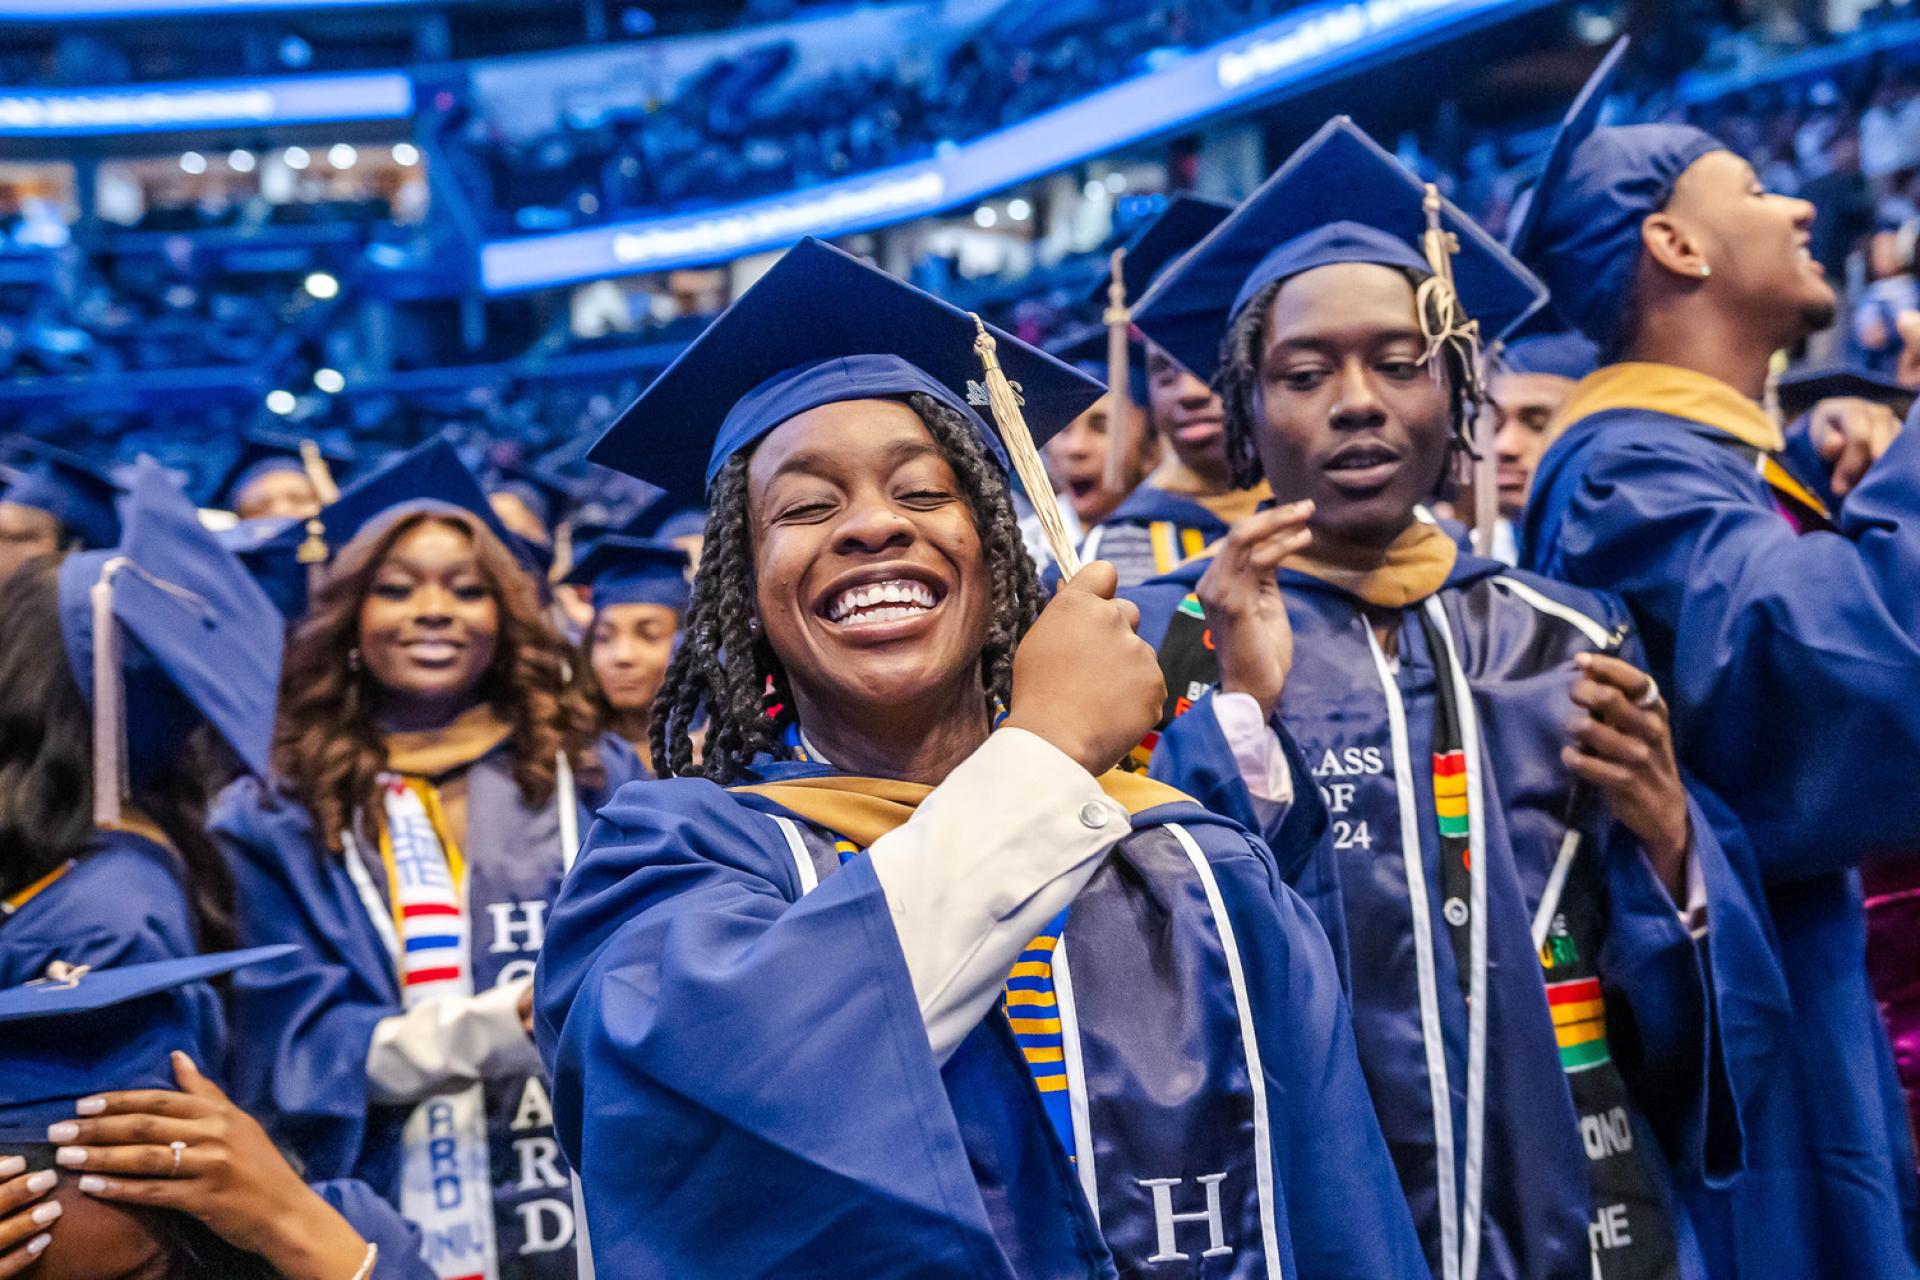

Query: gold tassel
[969,315,1082,579]
[1101,246,1134,493]
[1415,184,1495,556]
[300,439,340,505]
[297,516,329,565]
[90,562,126,828]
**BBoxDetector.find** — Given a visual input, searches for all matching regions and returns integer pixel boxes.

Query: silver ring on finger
[1634,676,1661,709]
[169,1141,187,1178]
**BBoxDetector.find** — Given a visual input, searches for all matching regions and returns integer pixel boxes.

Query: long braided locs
[652,392,1043,784]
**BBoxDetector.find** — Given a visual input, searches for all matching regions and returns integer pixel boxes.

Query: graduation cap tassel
[969,315,1082,579]
[1101,247,1134,494]
[1416,184,1496,557]
[89,561,127,829]
[299,439,341,506]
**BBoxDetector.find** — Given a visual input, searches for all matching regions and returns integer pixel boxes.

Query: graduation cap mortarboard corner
[0,946,297,1139]
[587,237,1103,573]
[1082,194,1235,315]
[1505,37,1725,355]
[57,460,285,828]
[1494,329,1601,382]
[562,535,692,613]
[1776,366,1917,422]
[0,439,125,551]
[1131,116,1549,387]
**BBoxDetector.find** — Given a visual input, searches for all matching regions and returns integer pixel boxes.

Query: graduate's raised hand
[54,1052,371,1280]
[1810,396,1903,498]
[1563,653,1690,901]
[1005,560,1164,776]
[0,1155,61,1275]
[1194,500,1313,718]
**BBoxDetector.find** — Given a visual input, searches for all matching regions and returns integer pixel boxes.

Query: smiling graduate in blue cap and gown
[1123,115,1791,1280]
[1515,40,1920,1280]
[0,440,125,581]
[0,458,283,1024]
[563,535,689,772]
[212,440,641,1280]
[0,948,435,1280]
[534,235,1424,1279]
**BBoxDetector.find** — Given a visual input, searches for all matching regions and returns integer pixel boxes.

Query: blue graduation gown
[1130,553,1791,1280]
[316,1178,436,1280]
[1524,403,1920,1277]
[214,738,638,1278]
[0,828,225,1067]
[533,753,1426,1279]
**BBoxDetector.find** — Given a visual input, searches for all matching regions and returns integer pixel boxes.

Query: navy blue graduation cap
[205,428,354,512]
[587,238,1104,501]
[1047,323,1149,404]
[0,440,124,551]
[563,535,691,613]
[1132,117,1549,385]
[487,460,582,536]
[1777,366,1917,422]
[1506,38,1724,355]
[1496,329,1600,382]
[1082,194,1233,313]
[0,947,296,1138]
[57,460,285,827]
[248,436,541,615]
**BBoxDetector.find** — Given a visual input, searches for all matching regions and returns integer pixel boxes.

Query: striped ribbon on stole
[381,776,500,1280]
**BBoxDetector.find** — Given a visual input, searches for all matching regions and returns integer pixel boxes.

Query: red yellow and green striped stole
[1545,975,1610,1072]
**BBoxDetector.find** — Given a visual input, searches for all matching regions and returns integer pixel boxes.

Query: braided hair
[651,392,1042,784]
[1213,269,1479,493]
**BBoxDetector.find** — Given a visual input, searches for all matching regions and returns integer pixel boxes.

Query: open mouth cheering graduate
[533,238,1425,1279]
[1125,118,1789,1280]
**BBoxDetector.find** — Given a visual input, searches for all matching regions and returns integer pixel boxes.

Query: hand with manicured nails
[51,1052,371,1280]
[1563,653,1691,901]
[0,1155,62,1275]
[1194,501,1314,719]
[1005,560,1165,776]
[1810,396,1903,497]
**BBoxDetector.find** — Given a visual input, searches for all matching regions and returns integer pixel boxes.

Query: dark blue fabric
[1132,117,1546,384]
[533,754,1425,1278]
[563,534,690,611]
[315,1179,436,1280]
[0,439,122,549]
[1130,553,1791,1280]
[57,460,284,784]
[1522,400,1920,1277]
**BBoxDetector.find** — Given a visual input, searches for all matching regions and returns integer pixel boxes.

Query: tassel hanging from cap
[299,439,341,506]
[1416,183,1496,556]
[969,314,1082,579]
[90,560,128,828]
[1101,246,1135,494]
[297,516,329,566]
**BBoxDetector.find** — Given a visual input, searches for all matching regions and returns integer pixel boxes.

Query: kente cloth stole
[378,776,501,1280]
[1419,620,1681,1280]
[831,839,1077,1156]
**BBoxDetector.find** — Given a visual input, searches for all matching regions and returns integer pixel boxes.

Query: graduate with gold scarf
[214,440,640,1280]
[1127,119,1789,1280]
[1515,41,1920,1280]
[534,238,1423,1278]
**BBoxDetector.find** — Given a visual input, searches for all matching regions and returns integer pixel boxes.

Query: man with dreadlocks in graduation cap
[533,237,1425,1278]
[1124,116,1791,1280]
[1516,39,1920,1280]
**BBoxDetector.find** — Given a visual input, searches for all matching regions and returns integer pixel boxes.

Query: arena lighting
[303,271,340,300]
[1105,172,1128,193]
[264,390,297,415]
[479,0,1551,292]
[313,367,346,394]
[228,149,256,173]
[1082,179,1107,201]
[178,151,207,175]
[283,146,310,171]
[973,206,998,228]
[1006,198,1032,222]
[0,72,411,137]
[390,142,420,167]
[328,143,358,169]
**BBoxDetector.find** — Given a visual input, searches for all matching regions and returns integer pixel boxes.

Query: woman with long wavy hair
[215,480,639,1280]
